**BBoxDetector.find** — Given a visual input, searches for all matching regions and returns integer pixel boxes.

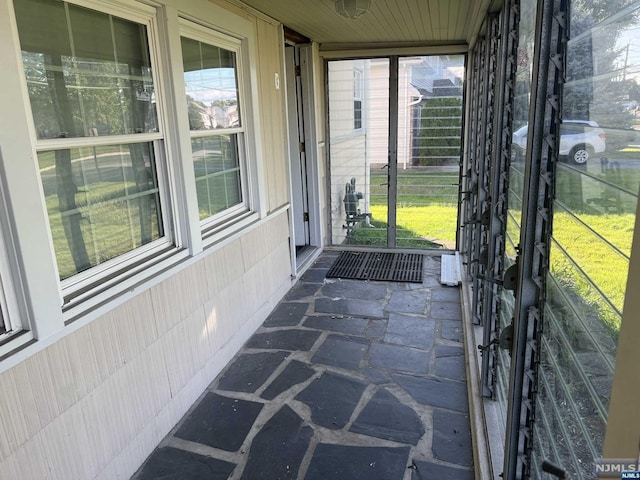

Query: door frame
[283,40,322,273]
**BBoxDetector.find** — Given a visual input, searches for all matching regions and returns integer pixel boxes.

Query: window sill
[202,209,260,247]
[0,330,35,363]
[63,245,191,324]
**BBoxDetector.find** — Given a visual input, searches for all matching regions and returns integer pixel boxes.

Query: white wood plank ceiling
[235,0,496,48]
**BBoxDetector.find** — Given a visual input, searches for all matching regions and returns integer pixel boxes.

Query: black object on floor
[326,251,424,283]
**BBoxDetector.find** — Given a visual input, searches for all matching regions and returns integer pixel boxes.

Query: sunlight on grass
[347,204,457,248]
[550,211,633,332]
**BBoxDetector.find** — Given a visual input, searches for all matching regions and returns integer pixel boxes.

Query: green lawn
[348,169,634,335]
[550,211,633,332]
[347,171,459,248]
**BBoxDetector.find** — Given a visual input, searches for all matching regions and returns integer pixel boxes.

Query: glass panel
[15,0,157,139]
[495,0,538,435]
[181,37,240,130]
[327,56,463,248]
[328,59,389,246]
[0,291,6,334]
[396,55,464,248]
[38,143,163,280]
[532,0,640,474]
[191,135,242,219]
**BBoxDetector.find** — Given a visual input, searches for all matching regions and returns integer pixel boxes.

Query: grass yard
[347,171,459,248]
[550,211,634,333]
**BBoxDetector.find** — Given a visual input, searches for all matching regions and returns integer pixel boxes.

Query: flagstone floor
[131,251,474,480]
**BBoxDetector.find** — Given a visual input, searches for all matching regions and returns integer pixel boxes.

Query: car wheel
[568,144,589,164]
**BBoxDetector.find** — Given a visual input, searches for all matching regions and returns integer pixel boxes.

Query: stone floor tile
[135,252,474,480]
[434,345,466,382]
[311,334,369,370]
[430,286,461,303]
[410,460,474,480]
[284,283,322,300]
[314,297,385,318]
[295,371,367,429]
[423,256,442,274]
[420,276,443,288]
[175,393,263,451]
[365,319,388,339]
[303,315,369,336]
[350,388,425,445]
[429,301,462,320]
[240,405,313,479]
[441,319,463,342]
[386,290,428,314]
[393,374,468,412]
[260,360,316,400]
[263,302,309,327]
[384,313,434,350]
[305,444,411,480]
[245,329,321,351]
[136,446,236,480]
[300,268,329,283]
[217,351,289,393]
[321,280,388,301]
[432,410,473,466]
[361,367,392,384]
[311,253,340,268]
[369,343,430,374]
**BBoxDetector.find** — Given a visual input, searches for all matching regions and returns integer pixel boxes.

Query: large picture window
[14,0,168,284]
[180,24,247,225]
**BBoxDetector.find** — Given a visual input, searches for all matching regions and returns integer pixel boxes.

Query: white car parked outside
[511,120,606,164]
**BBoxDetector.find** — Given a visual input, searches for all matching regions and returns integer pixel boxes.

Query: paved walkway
[132,251,474,480]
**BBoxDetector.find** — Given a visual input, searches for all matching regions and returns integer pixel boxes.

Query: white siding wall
[0,0,296,477]
[0,212,292,480]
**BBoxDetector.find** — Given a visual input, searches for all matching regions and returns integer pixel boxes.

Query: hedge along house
[1,0,640,480]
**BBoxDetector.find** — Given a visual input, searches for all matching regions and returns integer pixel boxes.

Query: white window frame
[178,18,258,239]
[353,69,364,131]
[0,148,34,357]
[0,0,265,361]
[16,0,182,313]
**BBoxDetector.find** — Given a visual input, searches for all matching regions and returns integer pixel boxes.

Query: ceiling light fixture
[335,0,371,19]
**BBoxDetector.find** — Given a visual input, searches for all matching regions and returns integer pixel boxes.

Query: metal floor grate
[326,251,424,283]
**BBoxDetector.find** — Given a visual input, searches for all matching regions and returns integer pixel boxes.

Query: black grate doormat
[326,251,424,283]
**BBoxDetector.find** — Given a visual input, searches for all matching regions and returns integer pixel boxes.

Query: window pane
[0,300,6,334]
[191,135,242,219]
[15,0,158,139]
[181,37,240,130]
[38,143,164,279]
[532,0,640,475]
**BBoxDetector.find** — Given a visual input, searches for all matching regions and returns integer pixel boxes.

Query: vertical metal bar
[504,0,547,471]
[455,53,470,252]
[464,45,482,276]
[469,36,486,320]
[481,0,521,398]
[472,16,500,327]
[324,59,334,243]
[387,56,399,247]
[458,54,474,257]
[503,0,567,475]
